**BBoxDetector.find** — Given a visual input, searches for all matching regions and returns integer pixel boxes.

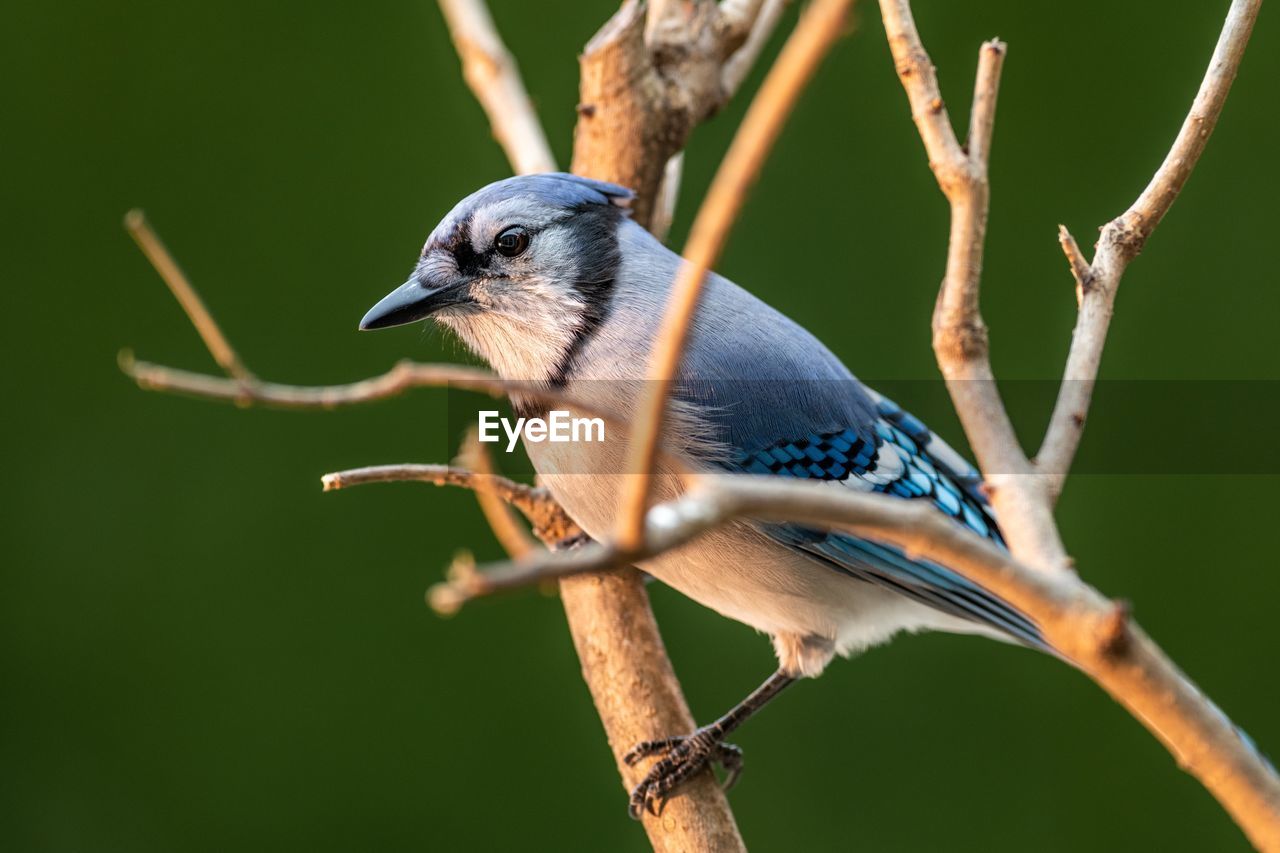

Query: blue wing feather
[722,393,1046,650]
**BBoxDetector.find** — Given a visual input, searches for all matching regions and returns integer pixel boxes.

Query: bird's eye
[494,226,530,258]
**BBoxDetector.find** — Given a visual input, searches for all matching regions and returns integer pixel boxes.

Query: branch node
[1101,214,1147,262]
[1057,224,1096,303]
[1096,599,1133,658]
[932,316,991,364]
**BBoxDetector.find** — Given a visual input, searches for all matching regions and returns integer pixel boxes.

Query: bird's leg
[624,669,796,819]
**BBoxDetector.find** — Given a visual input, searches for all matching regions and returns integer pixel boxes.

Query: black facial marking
[548,204,625,387]
[444,213,494,276]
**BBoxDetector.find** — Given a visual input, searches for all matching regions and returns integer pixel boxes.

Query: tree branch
[879,1,1071,571]
[436,0,556,174]
[717,0,769,53]
[614,0,856,552]
[643,2,791,246]
[572,0,782,229]
[441,473,1280,848]
[875,0,1277,844]
[456,428,540,558]
[1036,0,1262,499]
[321,462,579,544]
[723,0,790,95]
[125,210,254,382]
[879,2,1012,461]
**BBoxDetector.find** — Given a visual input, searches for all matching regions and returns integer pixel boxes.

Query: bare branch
[965,38,1003,173]
[875,1,1278,842]
[573,0,784,229]
[573,1,683,228]
[650,1,791,245]
[445,473,1280,847]
[121,351,607,420]
[457,427,540,558]
[716,0,768,56]
[428,538,625,613]
[1036,0,1262,497]
[879,6,1018,466]
[1057,224,1094,303]
[879,4,1071,570]
[645,0,686,45]
[321,461,573,533]
[614,0,856,552]
[436,0,556,174]
[557,566,746,851]
[125,210,254,383]
[123,352,493,408]
[426,491,719,611]
[722,0,790,95]
[122,214,600,413]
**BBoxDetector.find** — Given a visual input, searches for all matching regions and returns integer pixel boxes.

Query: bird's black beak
[359,276,464,331]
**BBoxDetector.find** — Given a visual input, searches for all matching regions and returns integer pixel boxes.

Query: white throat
[435,283,586,382]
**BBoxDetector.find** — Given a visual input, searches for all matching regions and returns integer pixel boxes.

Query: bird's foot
[623,727,744,819]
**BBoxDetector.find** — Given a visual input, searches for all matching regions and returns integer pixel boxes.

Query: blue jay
[360,173,1044,817]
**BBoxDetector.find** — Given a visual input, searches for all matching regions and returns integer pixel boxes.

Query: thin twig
[1057,224,1094,304]
[122,352,601,418]
[321,462,581,549]
[125,210,254,382]
[722,0,790,94]
[437,0,556,175]
[1036,0,1262,499]
[879,3,1070,571]
[121,213,605,415]
[880,8,1018,468]
[646,1,791,246]
[614,0,856,551]
[457,427,540,557]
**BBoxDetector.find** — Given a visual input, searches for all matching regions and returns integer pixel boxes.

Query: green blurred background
[3,1,1277,850]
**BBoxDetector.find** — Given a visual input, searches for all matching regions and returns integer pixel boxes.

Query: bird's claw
[624,728,745,819]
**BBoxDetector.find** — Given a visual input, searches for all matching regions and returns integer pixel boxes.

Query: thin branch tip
[437,0,556,174]
[1039,0,1260,495]
[1057,224,1094,297]
[427,583,465,617]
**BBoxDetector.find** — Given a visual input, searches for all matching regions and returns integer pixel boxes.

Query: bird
[359,172,1045,818]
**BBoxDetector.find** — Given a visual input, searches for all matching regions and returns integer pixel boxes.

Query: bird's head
[360,173,634,381]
